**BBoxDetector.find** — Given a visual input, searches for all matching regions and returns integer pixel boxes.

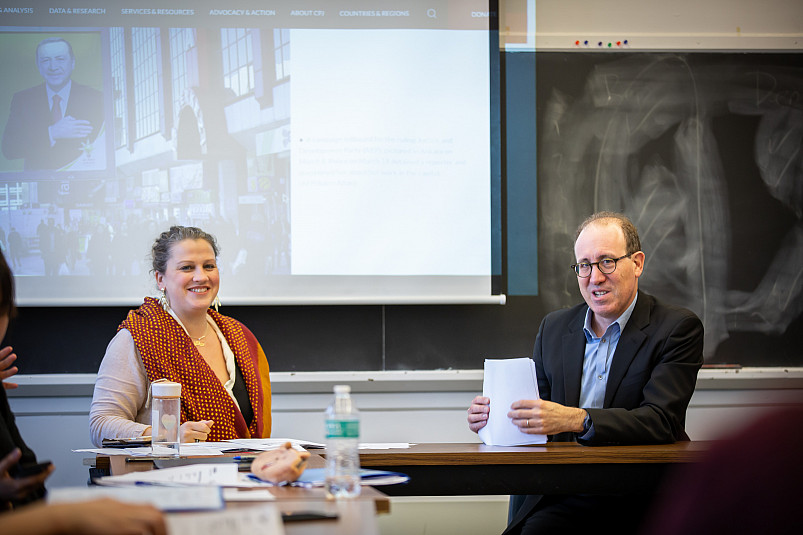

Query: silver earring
[158,288,170,311]
[213,294,221,312]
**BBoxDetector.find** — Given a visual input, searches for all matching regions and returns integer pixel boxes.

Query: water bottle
[151,381,181,456]
[325,384,361,497]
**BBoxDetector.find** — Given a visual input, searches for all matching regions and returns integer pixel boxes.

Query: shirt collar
[583,292,639,339]
[46,80,72,103]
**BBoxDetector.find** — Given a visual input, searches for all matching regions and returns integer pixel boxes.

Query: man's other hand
[467,395,490,433]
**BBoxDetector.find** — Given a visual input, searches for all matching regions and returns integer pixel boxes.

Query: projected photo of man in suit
[1,37,104,171]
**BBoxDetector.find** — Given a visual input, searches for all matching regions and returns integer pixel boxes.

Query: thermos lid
[152,381,181,397]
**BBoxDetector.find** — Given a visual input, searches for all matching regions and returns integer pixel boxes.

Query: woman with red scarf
[89,226,271,446]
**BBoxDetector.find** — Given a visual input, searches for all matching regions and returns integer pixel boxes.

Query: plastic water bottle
[151,381,181,456]
[325,384,361,498]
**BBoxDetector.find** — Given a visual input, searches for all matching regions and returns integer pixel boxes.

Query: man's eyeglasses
[570,253,633,278]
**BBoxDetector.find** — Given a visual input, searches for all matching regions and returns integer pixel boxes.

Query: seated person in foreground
[467,212,704,535]
[0,249,166,534]
[89,226,271,446]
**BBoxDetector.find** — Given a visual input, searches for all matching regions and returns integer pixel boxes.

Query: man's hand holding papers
[473,358,547,446]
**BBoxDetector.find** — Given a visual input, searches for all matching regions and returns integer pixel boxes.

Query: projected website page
[0,1,496,304]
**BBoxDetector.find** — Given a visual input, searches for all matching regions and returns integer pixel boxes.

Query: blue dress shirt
[577,294,638,438]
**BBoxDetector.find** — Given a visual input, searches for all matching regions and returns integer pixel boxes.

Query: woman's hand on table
[180,420,214,443]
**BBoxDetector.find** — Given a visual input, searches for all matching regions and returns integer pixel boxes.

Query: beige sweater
[88,329,151,447]
[88,316,240,448]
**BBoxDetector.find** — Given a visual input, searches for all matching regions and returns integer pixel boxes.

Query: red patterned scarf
[120,297,270,441]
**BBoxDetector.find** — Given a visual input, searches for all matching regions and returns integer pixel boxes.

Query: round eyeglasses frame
[570,253,633,278]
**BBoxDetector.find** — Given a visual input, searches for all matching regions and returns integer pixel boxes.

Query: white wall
[532,0,802,49]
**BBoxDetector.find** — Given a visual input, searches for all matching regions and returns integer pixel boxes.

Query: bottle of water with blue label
[325,384,361,497]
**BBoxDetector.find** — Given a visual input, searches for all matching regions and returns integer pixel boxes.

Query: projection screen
[0,0,500,305]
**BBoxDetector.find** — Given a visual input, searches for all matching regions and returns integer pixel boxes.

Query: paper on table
[358,442,412,449]
[95,463,240,487]
[72,445,225,457]
[172,443,229,456]
[72,448,138,456]
[222,488,276,501]
[166,504,285,535]
[74,438,324,458]
[223,438,324,451]
[48,485,224,511]
[478,357,547,446]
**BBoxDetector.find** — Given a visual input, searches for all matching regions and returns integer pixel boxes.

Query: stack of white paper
[478,357,547,446]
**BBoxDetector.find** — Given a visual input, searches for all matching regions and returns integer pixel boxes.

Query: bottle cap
[334,384,351,394]
[152,381,181,397]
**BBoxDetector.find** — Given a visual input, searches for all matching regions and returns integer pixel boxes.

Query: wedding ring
[526,419,529,428]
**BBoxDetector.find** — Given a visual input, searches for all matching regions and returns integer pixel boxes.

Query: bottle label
[325,420,359,439]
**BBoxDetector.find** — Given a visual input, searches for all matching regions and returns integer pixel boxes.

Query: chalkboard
[6,299,545,374]
[7,51,803,374]
[534,51,802,366]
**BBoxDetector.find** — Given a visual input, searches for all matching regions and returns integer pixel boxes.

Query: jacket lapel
[604,292,651,407]
[562,306,587,407]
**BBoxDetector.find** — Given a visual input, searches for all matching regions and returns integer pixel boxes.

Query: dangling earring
[158,288,170,311]
[213,294,221,313]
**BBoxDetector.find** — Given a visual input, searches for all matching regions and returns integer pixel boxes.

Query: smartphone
[11,460,52,478]
[281,511,339,522]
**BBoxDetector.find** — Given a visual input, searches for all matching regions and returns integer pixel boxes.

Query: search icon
[427,8,437,18]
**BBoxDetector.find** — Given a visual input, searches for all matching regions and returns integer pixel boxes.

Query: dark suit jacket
[504,291,704,533]
[2,82,104,170]
[1,385,46,507]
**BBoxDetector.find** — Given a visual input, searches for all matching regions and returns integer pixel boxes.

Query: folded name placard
[478,357,547,446]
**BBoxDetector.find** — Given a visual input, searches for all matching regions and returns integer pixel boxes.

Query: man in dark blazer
[468,211,704,535]
[2,37,103,171]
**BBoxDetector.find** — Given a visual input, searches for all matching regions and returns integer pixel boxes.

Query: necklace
[190,324,208,347]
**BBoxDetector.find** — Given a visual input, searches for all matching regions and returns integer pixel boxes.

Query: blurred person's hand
[0,346,18,389]
[0,448,53,502]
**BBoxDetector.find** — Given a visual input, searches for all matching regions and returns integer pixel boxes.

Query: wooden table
[100,453,389,513]
[96,454,386,534]
[223,498,380,535]
[357,441,710,496]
